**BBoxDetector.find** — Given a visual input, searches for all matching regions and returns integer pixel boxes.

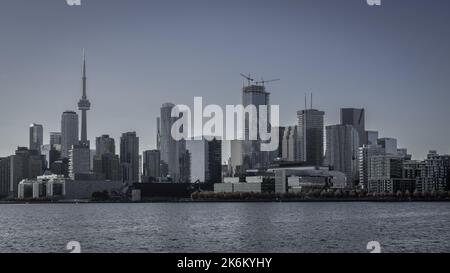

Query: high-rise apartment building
[358,144,385,190]
[367,154,404,193]
[417,151,450,193]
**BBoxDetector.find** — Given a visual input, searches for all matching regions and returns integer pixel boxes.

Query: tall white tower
[78,50,91,148]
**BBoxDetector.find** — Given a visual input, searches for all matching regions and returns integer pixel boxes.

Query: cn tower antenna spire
[78,49,91,146]
[82,49,87,98]
[83,49,86,73]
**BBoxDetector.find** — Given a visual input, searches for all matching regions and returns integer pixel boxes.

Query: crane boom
[255,78,280,86]
[240,73,254,86]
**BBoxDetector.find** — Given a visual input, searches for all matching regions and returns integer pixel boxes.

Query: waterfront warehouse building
[273,167,346,194]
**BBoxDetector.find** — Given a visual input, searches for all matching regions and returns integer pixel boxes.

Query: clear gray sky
[0,0,449,160]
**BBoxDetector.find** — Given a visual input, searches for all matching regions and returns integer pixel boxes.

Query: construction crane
[255,78,280,86]
[240,73,254,86]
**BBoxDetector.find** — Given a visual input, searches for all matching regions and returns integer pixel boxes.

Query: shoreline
[1,198,450,204]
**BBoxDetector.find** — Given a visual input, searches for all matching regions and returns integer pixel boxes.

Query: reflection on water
[0,202,449,253]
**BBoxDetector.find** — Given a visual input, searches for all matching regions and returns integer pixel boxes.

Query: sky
[0,0,449,161]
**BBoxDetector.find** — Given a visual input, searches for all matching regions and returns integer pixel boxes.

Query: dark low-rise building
[132,182,213,199]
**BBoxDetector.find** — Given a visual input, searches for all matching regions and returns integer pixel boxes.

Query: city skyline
[0,45,445,163]
[1,0,450,160]
[1,1,450,256]
[1,55,449,162]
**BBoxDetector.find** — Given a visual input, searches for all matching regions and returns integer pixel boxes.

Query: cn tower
[78,50,91,147]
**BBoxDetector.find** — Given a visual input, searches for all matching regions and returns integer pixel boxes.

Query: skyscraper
[159,103,175,176]
[93,135,120,181]
[229,140,243,177]
[120,132,139,183]
[271,126,285,161]
[0,157,10,198]
[365,130,379,146]
[78,51,91,148]
[282,126,299,162]
[358,144,385,190]
[0,147,43,197]
[48,132,62,172]
[29,123,43,154]
[340,108,366,146]
[186,140,207,183]
[40,144,51,169]
[156,117,161,150]
[242,84,271,171]
[61,111,79,159]
[142,150,160,182]
[97,153,121,181]
[49,132,62,148]
[49,148,61,169]
[95,135,115,156]
[186,137,222,184]
[139,154,142,183]
[377,138,398,154]
[297,108,325,166]
[69,144,91,180]
[207,137,222,184]
[0,155,24,198]
[326,124,360,186]
[159,103,186,182]
[179,149,191,183]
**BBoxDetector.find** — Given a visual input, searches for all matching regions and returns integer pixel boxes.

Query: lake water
[0,202,449,253]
